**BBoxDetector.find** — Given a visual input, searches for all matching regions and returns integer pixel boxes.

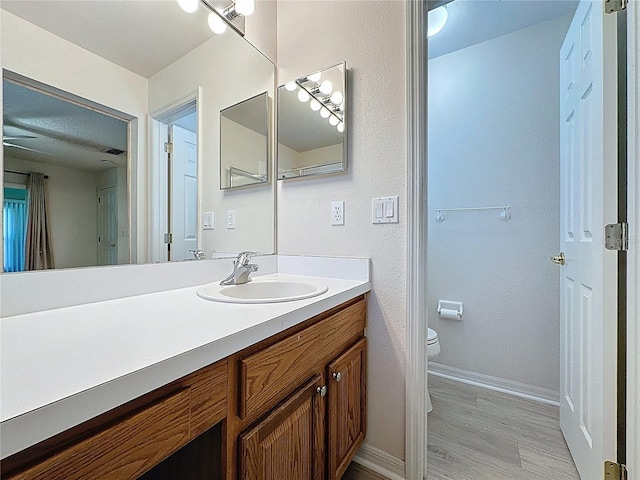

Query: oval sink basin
[197,278,328,303]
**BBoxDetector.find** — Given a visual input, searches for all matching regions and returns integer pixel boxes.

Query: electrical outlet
[331,201,345,226]
[227,210,236,229]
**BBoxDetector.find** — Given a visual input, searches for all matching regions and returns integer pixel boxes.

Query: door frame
[148,88,202,263]
[405,2,639,480]
[626,0,639,476]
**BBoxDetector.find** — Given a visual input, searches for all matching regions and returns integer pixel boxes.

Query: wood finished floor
[342,375,580,480]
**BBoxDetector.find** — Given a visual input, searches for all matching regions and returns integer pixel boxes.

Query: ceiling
[428,0,579,59]
[3,81,128,172]
[0,0,216,78]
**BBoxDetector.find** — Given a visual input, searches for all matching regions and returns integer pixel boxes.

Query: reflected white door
[97,185,118,266]
[559,1,618,478]
[170,125,198,261]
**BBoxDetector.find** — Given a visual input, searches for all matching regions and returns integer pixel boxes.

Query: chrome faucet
[190,249,207,260]
[220,251,259,286]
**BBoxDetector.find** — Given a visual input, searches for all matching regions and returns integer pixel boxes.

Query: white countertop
[0,258,370,459]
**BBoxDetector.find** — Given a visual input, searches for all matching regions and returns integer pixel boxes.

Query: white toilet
[427,327,441,413]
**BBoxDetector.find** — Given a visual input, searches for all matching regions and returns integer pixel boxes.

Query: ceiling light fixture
[428,5,448,37]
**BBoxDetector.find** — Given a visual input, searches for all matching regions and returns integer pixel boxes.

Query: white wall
[220,118,267,187]
[149,31,275,257]
[428,15,572,392]
[4,157,100,269]
[0,10,149,262]
[277,0,407,461]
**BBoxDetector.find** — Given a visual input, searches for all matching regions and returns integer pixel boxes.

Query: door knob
[316,385,327,397]
[333,372,342,382]
[551,252,565,265]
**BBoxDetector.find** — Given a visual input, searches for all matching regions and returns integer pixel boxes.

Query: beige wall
[277,0,407,461]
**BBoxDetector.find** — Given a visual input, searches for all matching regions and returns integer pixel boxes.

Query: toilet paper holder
[437,300,463,320]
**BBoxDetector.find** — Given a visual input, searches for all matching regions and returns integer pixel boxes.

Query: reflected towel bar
[434,205,511,222]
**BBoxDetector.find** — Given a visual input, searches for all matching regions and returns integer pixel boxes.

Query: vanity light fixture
[428,5,448,37]
[289,75,345,131]
[177,0,255,36]
[178,0,199,13]
[208,11,228,34]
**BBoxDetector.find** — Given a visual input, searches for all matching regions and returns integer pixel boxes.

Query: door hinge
[605,223,628,251]
[163,233,173,244]
[604,460,627,480]
[605,0,627,13]
[164,142,174,154]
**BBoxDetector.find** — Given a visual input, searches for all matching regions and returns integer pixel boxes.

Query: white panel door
[170,125,198,261]
[97,186,118,266]
[559,1,618,478]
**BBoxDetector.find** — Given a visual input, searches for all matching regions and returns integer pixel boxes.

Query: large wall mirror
[0,0,276,272]
[277,62,347,180]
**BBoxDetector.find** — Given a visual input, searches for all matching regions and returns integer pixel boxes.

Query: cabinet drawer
[187,359,228,439]
[240,299,366,419]
[12,389,191,480]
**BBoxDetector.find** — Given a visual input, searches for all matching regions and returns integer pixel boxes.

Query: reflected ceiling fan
[2,131,58,157]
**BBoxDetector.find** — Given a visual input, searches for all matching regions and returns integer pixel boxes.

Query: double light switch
[372,196,399,224]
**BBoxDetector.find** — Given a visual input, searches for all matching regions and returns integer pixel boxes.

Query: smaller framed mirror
[277,62,346,180]
[220,91,270,189]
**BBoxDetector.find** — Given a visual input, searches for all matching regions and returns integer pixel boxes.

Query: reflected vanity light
[178,0,255,35]
[208,12,227,34]
[292,75,344,126]
[428,5,448,37]
[178,0,199,13]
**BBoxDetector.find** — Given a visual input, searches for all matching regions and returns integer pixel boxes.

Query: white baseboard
[428,362,560,406]
[352,444,406,480]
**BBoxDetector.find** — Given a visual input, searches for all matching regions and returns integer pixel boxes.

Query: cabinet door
[327,338,367,480]
[239,375,325,480]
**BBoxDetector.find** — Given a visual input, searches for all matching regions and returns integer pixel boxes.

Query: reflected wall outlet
[331,201,345,226]
[227,210,236,229]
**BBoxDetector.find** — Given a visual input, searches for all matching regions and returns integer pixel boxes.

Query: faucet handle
[236,251,259,266]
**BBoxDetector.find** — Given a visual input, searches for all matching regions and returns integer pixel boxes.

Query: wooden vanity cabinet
[230,296,368,480]
[2,360,228,480]
[2,295,367,480]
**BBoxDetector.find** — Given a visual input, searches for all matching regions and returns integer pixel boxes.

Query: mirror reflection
[3,79,130,272]
[277,62,347,180]
[220,92,269,189]
[1,0,276,272]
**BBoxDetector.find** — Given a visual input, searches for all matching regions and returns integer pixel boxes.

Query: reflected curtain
[25,173,54,270]
[3,188,27,272]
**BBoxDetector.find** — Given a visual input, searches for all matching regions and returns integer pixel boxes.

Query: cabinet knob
[333,372,342,382]
[316,385,327,397]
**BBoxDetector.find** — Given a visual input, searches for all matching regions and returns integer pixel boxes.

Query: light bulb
[308,72,321,82]
[428,5,448,37]
[319,80,333,95]
[208,12,227,34]
[310,99,321,111]
[285,82,297,92]
[330,91,343,105]
[320,108,331,119]
[337,122,344,133]
[177,0,199,13]
[234,0,255,16]
[329,115,339,126]
[297,89,310,103]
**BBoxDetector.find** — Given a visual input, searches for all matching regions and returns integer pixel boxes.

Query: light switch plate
[202,212,214,230]
[372,196,399,224]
